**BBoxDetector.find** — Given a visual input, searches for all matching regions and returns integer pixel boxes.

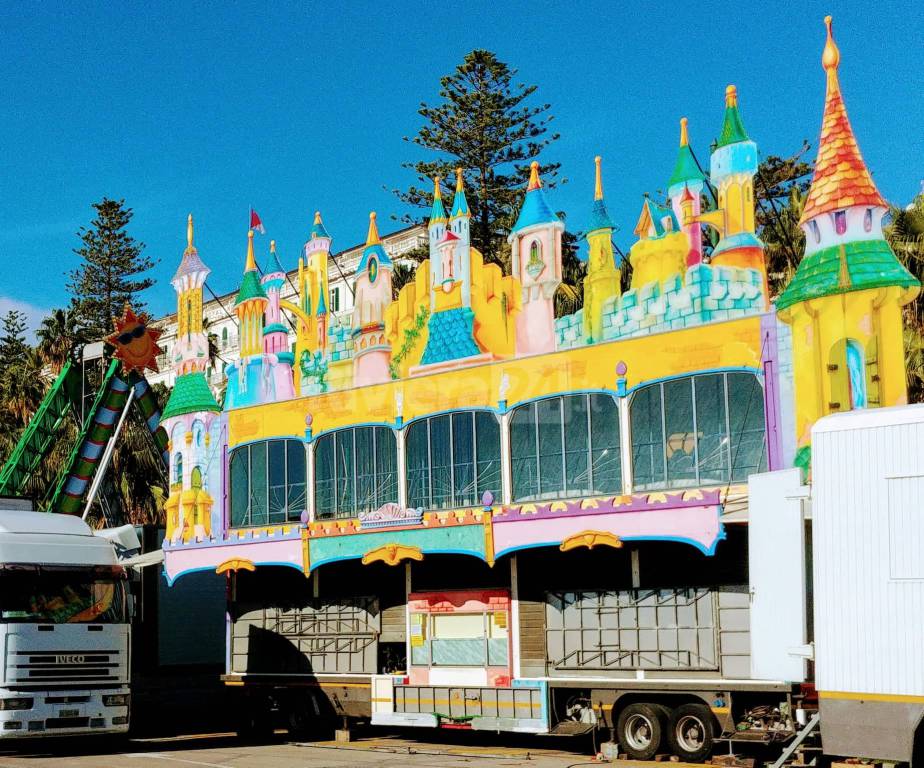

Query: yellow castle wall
[781,285,912,448]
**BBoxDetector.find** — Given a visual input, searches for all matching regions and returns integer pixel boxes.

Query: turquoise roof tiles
[668,143,705,188]
[776,239,919,311]
[235,270,267,305]
[512,186,559,233]
[587,198,615,234]
[160,372,220,420]
[420,308,481,365]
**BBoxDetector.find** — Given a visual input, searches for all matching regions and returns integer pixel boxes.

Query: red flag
[249,208,265,234]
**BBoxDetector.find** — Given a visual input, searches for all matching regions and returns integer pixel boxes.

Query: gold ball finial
[593,156,604,201]
[186,213,194,251]
[248,229,254,239]
[270,239,276,253]
[530,161,539,170]
[370,211,377,221]
[725,84,738,108]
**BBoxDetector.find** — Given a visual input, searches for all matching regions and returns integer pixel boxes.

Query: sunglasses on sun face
[116,325,147,345]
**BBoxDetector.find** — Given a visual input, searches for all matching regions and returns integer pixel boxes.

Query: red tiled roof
[800,17,887,224]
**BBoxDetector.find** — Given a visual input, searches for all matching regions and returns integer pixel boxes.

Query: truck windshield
[0,570,127,624]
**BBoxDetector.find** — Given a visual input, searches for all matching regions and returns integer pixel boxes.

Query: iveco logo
[55,655,85,665]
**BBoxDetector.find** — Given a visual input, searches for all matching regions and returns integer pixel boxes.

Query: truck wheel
[616,702,665,760]
[236,696,273,742]
[666,703,715,762]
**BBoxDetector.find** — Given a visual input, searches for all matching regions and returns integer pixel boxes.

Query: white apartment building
[149,223,426,390]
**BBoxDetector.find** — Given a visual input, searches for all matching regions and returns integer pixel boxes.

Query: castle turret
[235,230,268,358]
[776,15,919,467]
[667,118,706,266]
[170,214,212,376]
[449,167,470,244]
[428,176,447,261]
[352,212,393,386]
[582,156,621,343]
[261,240,289,356]
[509,162,563,355]
[161,214,220,544]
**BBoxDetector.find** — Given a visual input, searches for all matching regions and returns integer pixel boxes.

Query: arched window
[191,466,202,489]
[510,394,621,502]
[315,427,397,519]
[229,439,307,527]
[631,372,766,490]
[863,208,873,233]
[406,412,501,511]
[834,210,847,235]
[529,240,542,264]
[222,327,229,349]
[809,220,821,244]
[173,453,183,485]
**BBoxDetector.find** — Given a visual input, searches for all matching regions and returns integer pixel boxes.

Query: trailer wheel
[616,702,665,760]
[236,695,273,742]
[666,703,715,762]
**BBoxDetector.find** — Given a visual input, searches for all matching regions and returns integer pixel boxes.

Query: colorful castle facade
[161,16,917,578]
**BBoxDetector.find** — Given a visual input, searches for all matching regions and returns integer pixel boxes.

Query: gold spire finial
[245,229,256,272]
[594,156,604,201]
[527,161,541,191]
[314,210,322,225]
[366,211,380,246]
[725,85,737,108]
[822,15,840,74]
[679,117,689,147]
[270,239,276,254]
[455,167,464,192]
[185,213,194,253]
[433,176,442,200]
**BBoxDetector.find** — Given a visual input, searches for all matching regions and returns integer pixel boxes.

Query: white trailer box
[812,405,924,762]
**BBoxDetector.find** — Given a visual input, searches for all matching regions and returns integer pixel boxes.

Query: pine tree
[394,50,561,268]
[0,310,28,376]
[67,198,157,338]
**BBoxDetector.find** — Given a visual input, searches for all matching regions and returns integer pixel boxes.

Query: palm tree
[37,307,85,373]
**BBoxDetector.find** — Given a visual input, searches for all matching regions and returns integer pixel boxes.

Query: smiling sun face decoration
[107,306,164,374]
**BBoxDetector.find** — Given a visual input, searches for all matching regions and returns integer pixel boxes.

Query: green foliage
[0,310,28,376]
[391,262,418,301]
[394,50,561,269]
[67,198,157,339]
[555,229,585,318]
[886,192,924,401]
[37,307,86,374]
[390,305,430,379]
[753,146,813,297]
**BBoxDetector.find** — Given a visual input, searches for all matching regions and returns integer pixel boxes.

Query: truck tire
[236,696,274,742]
[666,703,715,762]
[616,702,665,760]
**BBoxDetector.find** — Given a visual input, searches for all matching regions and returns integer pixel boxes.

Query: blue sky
[1,1,922,336]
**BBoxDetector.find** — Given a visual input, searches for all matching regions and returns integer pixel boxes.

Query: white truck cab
[0,509,131,737]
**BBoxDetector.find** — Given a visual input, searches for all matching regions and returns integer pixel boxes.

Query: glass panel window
[314,427,397,519]
[694,374,729,485]
[286,441,306,520]
[229,448,248,527]
[249,442,268,526]
[834,210,848,235]
[630,385,665,490]
[510,403,538,501]
[630,373,766,490]
[405,412,502,511]
[511,394,620,502]
[230,440,307,527]
[664,378,696,487]
[726,373,768,481]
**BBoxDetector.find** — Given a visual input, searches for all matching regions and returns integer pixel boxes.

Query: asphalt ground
[0,730,645,768]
